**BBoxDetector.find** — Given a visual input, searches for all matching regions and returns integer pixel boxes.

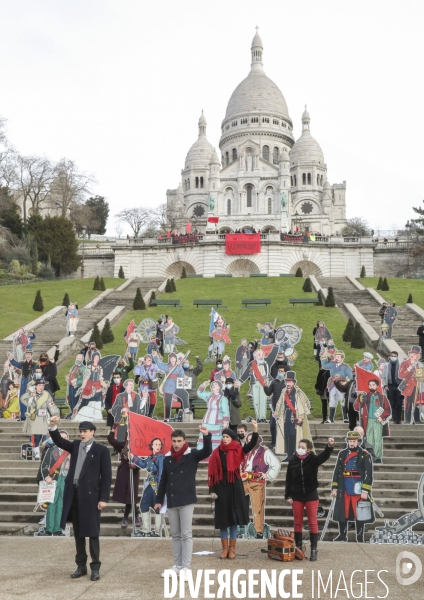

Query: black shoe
[309,533,318,561]
[71,566,87,579]
[91,570,100,581]
[255,532,263,539]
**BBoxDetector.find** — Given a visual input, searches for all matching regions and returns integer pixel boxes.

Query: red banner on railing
[225,233,261,255]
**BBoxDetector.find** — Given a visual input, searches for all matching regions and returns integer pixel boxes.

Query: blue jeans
[221,525,238,540]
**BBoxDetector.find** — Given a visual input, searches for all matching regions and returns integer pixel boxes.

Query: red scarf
[208,440,244,486]
[170,442,189,461]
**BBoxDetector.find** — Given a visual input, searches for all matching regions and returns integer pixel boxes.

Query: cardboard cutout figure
[355,352,374,372]
[3,381,20,419]
[39,431,70,536]
[321,349,353,423]
[72,353,120,422]
[382,303,397,339]
[66,303,79,336]
[235,339,250,379]
[206,309,231,362]
[21,379,60,458]
[257,321,276,345]
[399,345,424,424]
[236,346,278,422]
[330,431,375,543]
[134,354,162,418]
[354,367,391,463]
[85,341,101,364]
[213,355,237,383]
[159,316,186,354]
[197,379,230,455]
[240,432,281,539]
[112,379,147,442]
[125,320,142,360]
[152,350,190,421]
[138,318,157,345]
[274,370,313,458]
[7,350,36,419]
[13,328,34,361]
[65,354,86,416]
[274,324,302,366]
[314,321,332,347]
[371,473,424,544]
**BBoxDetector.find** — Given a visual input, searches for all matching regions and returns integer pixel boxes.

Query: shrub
[360,265,366,278]
[33,290,44,312]
[118,266,125,279]
[101,318,115,344]
[165,279,172,293]
[38,263,55,279]
[89,322,103,349]
[181,266,187,278]
[376,276,383,290]
[325,286,336,307]
[351,322,365,349]
[302,277,312,292]
[93,275,100,290]
[62,293,70,307]
[295,267,303,277]
[133,287,146,310]
[100,277,106,291]
[407,293,413,303]
[317,290,324,305]
[342,318,355,343]
[381,277,389,291]
[171,278,177,292]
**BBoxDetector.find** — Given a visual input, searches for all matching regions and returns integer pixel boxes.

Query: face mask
[35,373,42,379]
[216,364,222,369]
[390,357,397,362]
[113,378,121,384]
[238,433,245,440]
[225,384,233,389]
[183,364,189,370]
[297,448,307,456]
[277,373,284,380]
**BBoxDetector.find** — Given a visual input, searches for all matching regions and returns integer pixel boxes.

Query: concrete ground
[1,537,424,600]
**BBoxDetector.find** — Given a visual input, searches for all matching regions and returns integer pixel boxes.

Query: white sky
[1,0,423,234]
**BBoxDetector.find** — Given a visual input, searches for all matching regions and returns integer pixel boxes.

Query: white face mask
[297,448,307,456]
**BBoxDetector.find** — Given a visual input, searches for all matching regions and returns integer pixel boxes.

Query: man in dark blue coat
[49,416,112,581]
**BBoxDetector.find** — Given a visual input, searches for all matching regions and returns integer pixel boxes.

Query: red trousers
[149,391,157,406]
[292,499,319,534]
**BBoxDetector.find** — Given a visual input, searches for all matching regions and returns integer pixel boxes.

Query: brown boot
[220,538,229,559]
[228,539,236,559]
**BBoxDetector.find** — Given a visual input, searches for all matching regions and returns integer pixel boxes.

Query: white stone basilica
[166,30,347,235]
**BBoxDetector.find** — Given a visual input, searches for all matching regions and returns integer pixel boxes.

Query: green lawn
[57,277,367,419]
[359,277,424,307]
[0,278,123,338]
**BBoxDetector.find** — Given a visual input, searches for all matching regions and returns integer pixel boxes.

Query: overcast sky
[1,0,423,234]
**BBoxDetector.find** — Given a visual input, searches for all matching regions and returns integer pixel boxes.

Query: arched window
[246,185,253,208]
[290,176,293,186]
[262,145,270,162]
[232,148,237,162]
[268,198,272,214]
[302,173,306,185]
[227,199,231,215]
[273,147,279,164]
[225,152,229,166]
[317,174,319,185]
[307,173,311,185]
[195,177,199,188]
[187,179,190,190]
[321,175,324,186]
[294,175,297,186]
[200,176,204,188]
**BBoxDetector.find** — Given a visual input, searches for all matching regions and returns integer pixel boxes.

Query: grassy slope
[58,277,367,419]
[0,278,122,338]
[359,277,424,307]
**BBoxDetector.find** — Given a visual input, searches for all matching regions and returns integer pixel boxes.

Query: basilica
[166,30,347,236]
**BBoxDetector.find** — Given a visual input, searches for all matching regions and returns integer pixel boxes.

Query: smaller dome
[199,110,207,126]
[290,107,324,165]
[209,148,220,165]
[185,112,214,168]
[302,105,310,121]
[251,31,263,48]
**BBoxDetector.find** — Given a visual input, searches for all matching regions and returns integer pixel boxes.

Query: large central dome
[224,31,290,121]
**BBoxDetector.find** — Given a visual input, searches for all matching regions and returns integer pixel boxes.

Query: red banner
[225,233,261,255]
[128,413,174,457]
[355,366,383,394]
[208,216,219,224]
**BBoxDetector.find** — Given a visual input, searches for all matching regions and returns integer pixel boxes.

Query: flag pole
[128,413,137,537]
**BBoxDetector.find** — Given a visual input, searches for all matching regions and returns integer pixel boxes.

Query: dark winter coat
[315,369,330,398]
[41,349,60,394]
[270,360,288,380]
[285,444,334,501]
[104,382,124,427]
[156,434,212,508]
[50,427,112,537]
[417,326,424,345]
[331,446,374,523]
[107,433,139,505]
[223,387,242,425]
[209,432,259,529]
[264,378,286,408]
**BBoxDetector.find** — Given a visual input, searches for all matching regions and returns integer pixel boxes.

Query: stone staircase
[1,420,422,541]
[106,278,164,308]
[318,277,378,308]
[360,304,422,355]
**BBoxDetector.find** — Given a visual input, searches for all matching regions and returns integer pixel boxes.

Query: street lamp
[405,220,411,279]
[81,226,86,279]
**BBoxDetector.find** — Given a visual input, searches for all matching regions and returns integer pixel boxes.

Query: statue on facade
[246,153,253,172]
[281,192,287,210]
[208,195,215,211]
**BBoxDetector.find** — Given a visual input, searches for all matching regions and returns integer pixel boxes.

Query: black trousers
[387,384,403,423]
[348,402,358,431]
[164,389,189,419]
[72,490,100,570]
[321,398,328,421]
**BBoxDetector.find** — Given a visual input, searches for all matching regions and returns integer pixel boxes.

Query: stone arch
[289,260,322,277]
[226,258,260,277]
[166,261,196,278]
[262,224,278,232]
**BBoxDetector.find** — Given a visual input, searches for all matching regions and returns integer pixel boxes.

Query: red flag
[208,216,219,224]
[186,222,192,234]
[128,413,174,457]
[355,366,383,394]
[167,230,171,238]
[125,319,136,343]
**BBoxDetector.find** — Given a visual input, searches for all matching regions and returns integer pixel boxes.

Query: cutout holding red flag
[128,413,174,457]
[355,366,383,394]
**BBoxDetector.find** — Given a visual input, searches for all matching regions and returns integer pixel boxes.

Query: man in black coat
[154,425,211,575]
[264,366,286,449]
[104,371,124,428]
[48,416,112,581]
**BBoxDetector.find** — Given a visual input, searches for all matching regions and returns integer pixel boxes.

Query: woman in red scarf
[208,420,259,559]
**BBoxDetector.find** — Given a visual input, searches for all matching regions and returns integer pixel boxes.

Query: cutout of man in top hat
[331,430,375,543]
[235,339,250,379]
[274,370,312,460]
[112,379,146,442]
[399,345,424,424]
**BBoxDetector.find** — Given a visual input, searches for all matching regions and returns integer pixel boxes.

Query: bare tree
[14,155,55,221]
[71,202,101,236]
[151,202,186,233]
[114,222,123,238]
[50,158,96,217]
[116,207,151,237]
[341,217,371,237]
